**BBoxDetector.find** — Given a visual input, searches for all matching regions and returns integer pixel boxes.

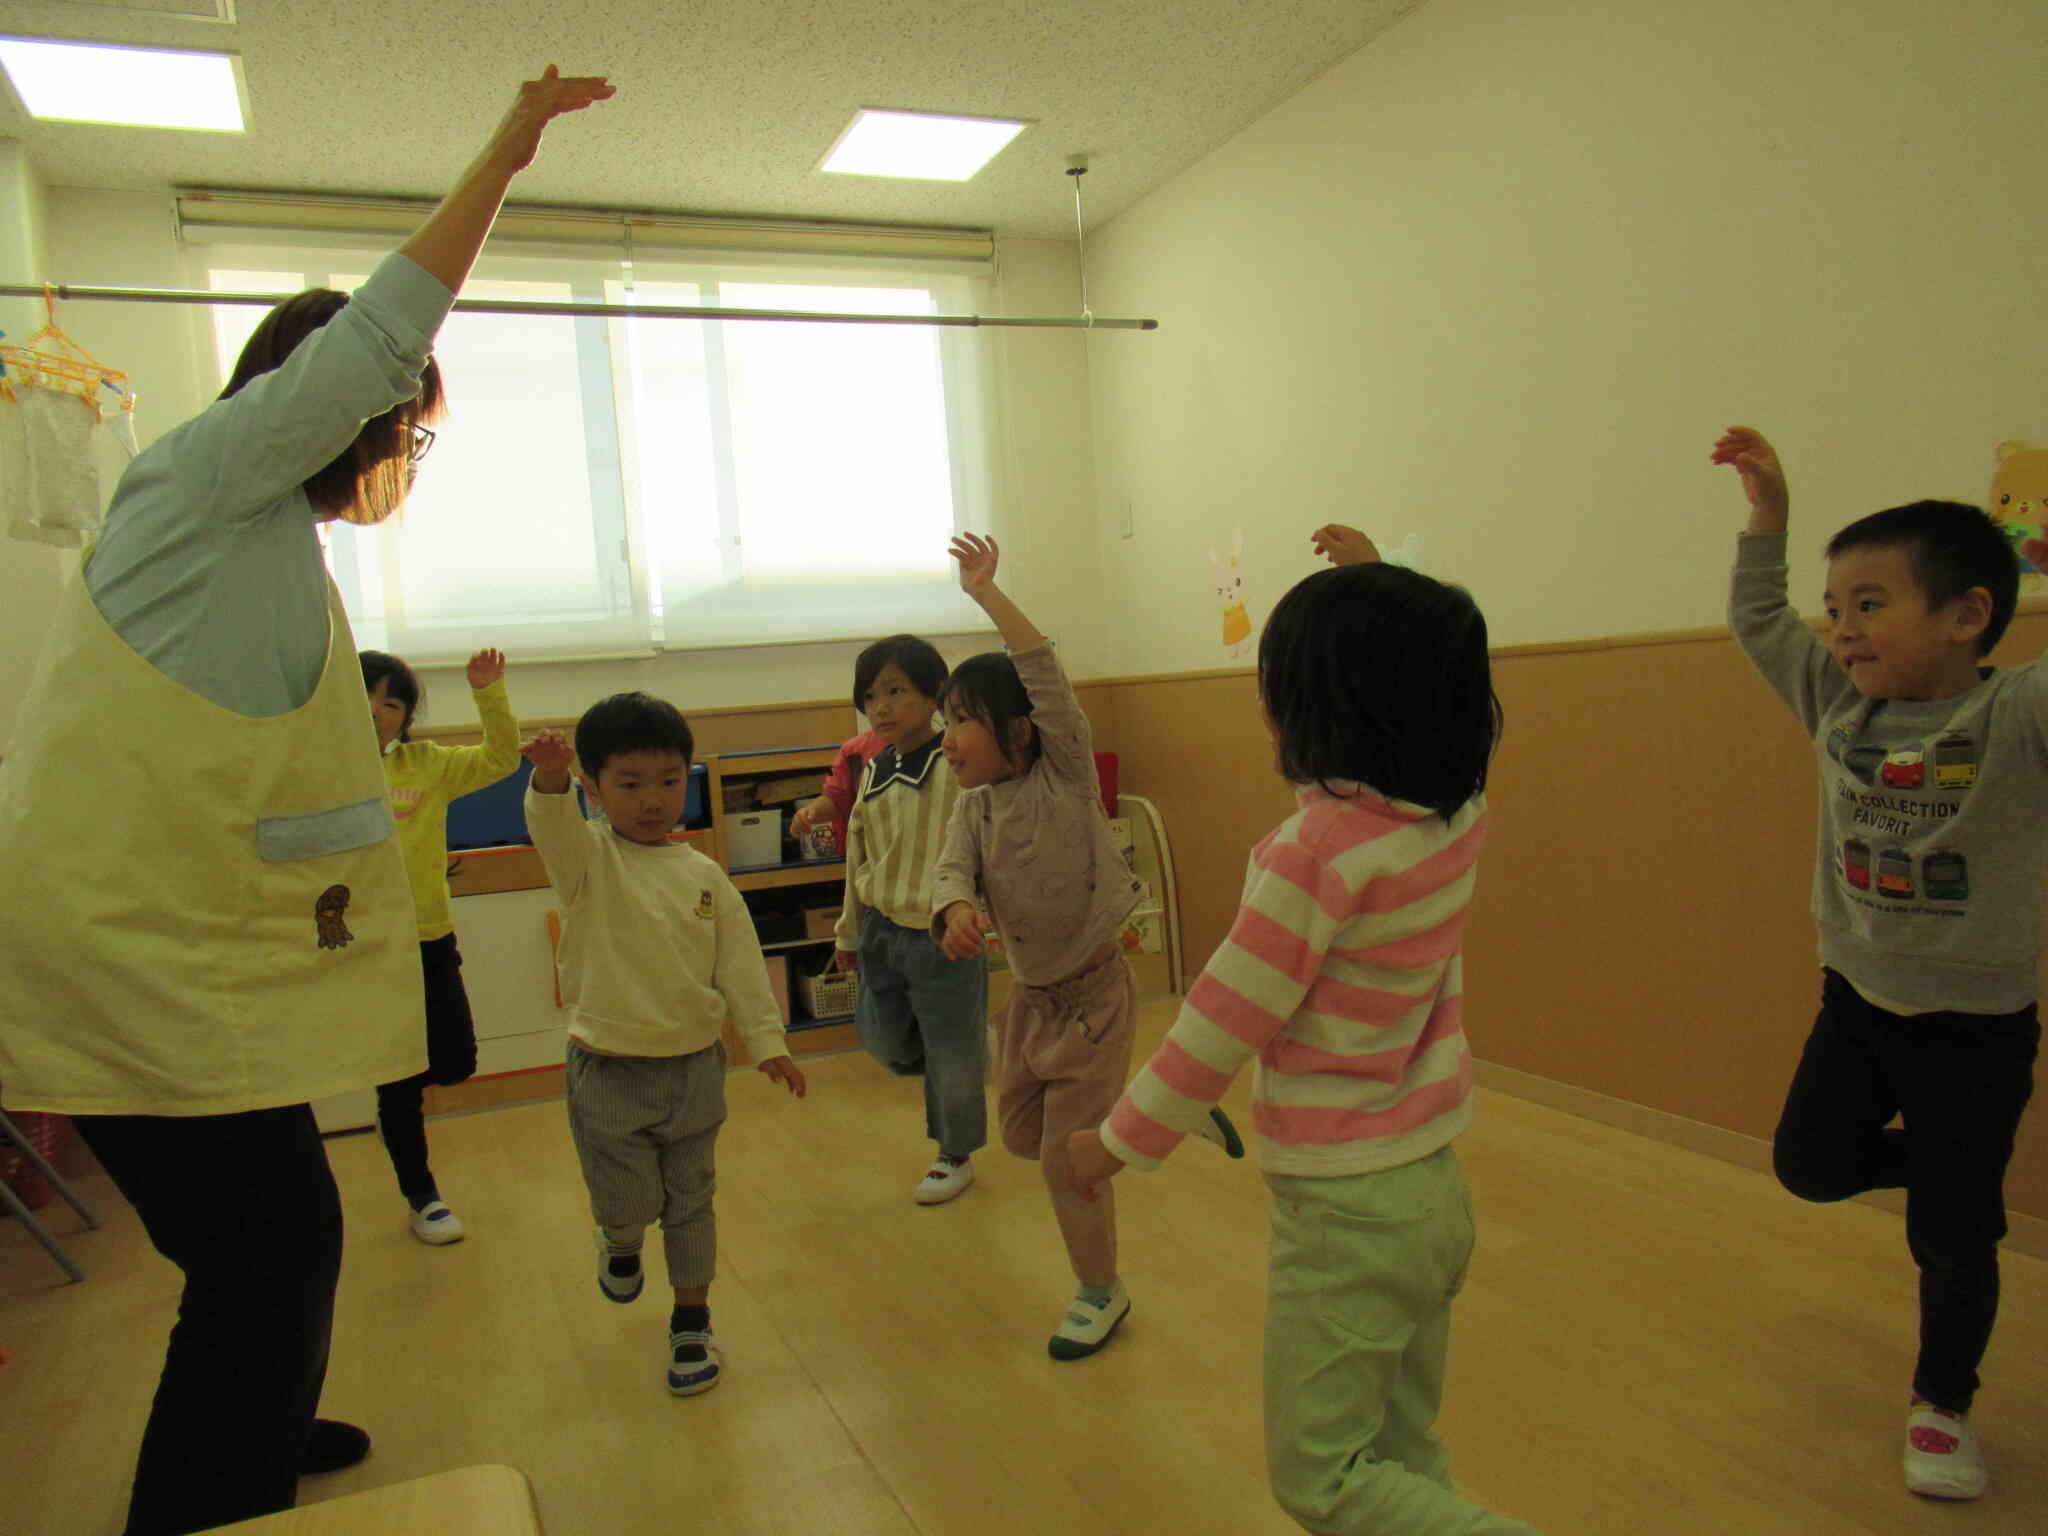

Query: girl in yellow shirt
[363,645,523,1242]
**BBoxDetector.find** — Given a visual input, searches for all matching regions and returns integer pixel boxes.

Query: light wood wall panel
[418,640,2048,1224]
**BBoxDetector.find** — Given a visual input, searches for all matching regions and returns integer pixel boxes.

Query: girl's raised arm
[949,533,1046,653]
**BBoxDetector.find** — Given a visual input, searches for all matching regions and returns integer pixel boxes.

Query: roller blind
[175,188,997,273]
[191,217,999,664]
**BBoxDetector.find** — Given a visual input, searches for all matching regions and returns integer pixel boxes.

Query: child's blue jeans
[853,910,988,1158]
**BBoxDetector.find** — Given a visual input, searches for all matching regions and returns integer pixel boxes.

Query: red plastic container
[1092,752,1118,817]
[0,1111,69,1211]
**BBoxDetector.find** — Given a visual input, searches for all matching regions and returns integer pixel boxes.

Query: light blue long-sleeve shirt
[86,254,454,717]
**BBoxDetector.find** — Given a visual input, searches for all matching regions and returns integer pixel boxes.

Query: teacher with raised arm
[0,67,612,1536]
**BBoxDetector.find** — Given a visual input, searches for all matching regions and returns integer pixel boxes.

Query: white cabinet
[455,886,568,1076]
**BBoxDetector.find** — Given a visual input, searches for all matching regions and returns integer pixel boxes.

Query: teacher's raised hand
[401,66,617,296]
[491,65,617,175]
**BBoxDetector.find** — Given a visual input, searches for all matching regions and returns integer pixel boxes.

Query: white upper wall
[17,184,1103,733]
[0,140,49,328]
[0,141,63,754]
[1086,0,2048,671]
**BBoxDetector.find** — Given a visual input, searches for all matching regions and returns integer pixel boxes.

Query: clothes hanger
[0,285,132,417]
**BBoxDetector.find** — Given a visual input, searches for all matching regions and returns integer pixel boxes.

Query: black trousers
[72,1105,343,1536]
[1772,969,2039,1411]
[375,934,479,1205]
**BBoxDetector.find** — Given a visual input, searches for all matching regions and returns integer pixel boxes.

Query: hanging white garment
[1,297,139,547]
[0,381,137,547]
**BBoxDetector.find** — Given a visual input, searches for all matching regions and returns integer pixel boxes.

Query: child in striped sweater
[831,637,989,1205]
[1069,525,1546,1534]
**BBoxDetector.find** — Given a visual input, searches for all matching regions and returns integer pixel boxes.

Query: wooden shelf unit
[702,743,857,1051]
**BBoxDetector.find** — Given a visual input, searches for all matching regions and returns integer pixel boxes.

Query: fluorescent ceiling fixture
[0,36,245,131]
[821,108,1026,181]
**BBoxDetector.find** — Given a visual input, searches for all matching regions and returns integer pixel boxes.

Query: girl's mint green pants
[1264,1146,1545,1535]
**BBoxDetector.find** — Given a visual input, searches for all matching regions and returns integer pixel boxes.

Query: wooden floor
[4,1000,2045,1535]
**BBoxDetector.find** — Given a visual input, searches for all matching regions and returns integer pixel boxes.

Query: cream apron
[0,553,424,1115]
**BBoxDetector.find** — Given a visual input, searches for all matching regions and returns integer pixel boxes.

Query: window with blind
[193,208,1001,664]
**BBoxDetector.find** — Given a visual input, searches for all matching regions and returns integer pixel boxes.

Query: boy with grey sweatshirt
[1714,426,2041,1505]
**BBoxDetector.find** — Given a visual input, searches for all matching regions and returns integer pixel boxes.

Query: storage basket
[797,965,858,1021]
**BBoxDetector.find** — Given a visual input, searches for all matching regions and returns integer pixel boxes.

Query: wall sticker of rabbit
[1211,530,1251,658]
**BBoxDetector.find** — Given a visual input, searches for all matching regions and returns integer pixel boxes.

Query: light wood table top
[205,1465,540,1534]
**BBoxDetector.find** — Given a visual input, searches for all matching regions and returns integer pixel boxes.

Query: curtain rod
[0,282,1157,331]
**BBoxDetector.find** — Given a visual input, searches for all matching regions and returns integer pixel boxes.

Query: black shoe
[1195,1106,1246,1159]
[301,1419,371,1476]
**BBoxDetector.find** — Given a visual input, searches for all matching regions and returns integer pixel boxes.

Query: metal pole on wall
[0,281,1158,331]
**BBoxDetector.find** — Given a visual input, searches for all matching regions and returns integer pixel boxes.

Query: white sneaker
[914,1156,975,1205]
[1904,1402,1988,1499]
[408,1200,465,1246]
[596,1232,644,1303]
[1048,1280,1130,1360]
[667,1328,722,1396]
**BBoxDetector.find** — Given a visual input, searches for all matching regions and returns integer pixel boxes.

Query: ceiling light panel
[821,108,1026,182]
[0,36,246,131]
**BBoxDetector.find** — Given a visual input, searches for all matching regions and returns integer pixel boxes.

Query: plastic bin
[727,810,783,868]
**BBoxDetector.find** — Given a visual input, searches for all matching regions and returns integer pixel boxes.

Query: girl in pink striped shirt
[1070,525,1545,1535]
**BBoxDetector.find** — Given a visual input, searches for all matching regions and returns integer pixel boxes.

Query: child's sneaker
[667,1328,721,1396]
[914,1154,975,1205]
[1903,1400,1988,1499]
[596,1232,644,1303]
[1047,1280,1130,1361]
[1192,1107,1245,1158]
[408,1199,465,1245]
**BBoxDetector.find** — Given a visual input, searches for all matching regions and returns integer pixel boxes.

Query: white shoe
[596,1232,644,1302]
[667,1328,722,1396]
[408,1199,465,1246]
[1904,1402,1988,1499]
[914,1156,975,1205]
[1048,1281,1130,1360]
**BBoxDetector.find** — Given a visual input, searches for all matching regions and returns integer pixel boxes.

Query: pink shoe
[1903,1400,1987,1500]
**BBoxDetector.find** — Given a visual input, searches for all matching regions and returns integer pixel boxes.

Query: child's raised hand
[1065,1128,1125,1202]
[949,532,1001,598]
[790,794,833,835]
[937,900,986,960]
[466,647,507,689]
[1710,426,1790,531]
[758,1055,808,1098]
[521,729,576,788]
[1311,524,1380,567]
